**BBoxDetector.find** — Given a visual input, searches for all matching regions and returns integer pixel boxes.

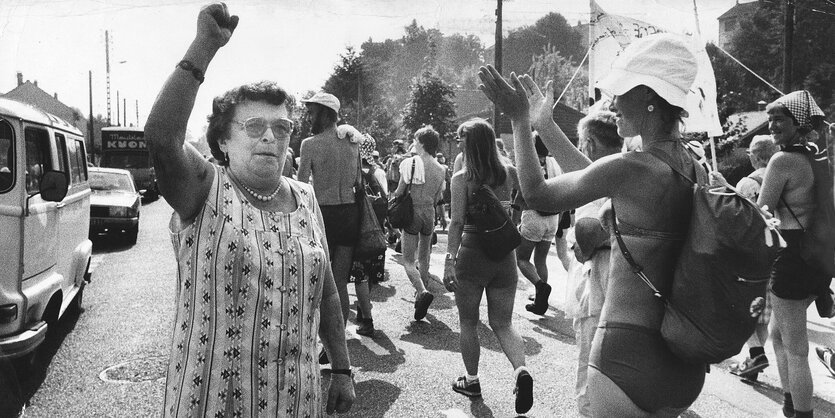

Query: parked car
[88,167,141,244]
[0,97,91,364]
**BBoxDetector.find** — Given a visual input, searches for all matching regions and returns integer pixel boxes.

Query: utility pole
[88,70,94,154]
[357,71,362,130]
[116,90,120,127]
[783,0,794,92]
[493,0,503,129]
[123,97,127,127]
[135,99,139,127]
[105,30,112,125]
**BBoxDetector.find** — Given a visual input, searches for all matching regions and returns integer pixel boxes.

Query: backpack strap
[645,146,704,185]
[610,203,665,300]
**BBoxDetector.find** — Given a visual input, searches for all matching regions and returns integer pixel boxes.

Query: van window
[0,120,13,193]
[75,139,88,181]
[55,133,70,183]
[66,138,87,184]
[24,127,52,195]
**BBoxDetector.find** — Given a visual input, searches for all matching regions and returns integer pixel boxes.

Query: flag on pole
[589,0,723,136]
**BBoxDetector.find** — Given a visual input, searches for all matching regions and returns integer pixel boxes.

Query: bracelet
[330,368,354,377]
[176,60,205,84]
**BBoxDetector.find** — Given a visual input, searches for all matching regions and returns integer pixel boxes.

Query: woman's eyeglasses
[456,133,467,143]
[233,117,294,139]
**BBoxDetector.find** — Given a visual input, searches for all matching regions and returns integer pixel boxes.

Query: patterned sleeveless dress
[164,165,328,417]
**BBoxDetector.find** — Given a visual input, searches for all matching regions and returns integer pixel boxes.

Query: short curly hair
[206,81,294,166]
[414,125,440,155]
[578,110,622,152]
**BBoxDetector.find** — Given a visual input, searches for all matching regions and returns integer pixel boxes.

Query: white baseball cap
[596,33,697,112]
[302,92,340,113]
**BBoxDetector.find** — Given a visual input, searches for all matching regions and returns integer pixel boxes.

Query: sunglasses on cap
[233,117,294,139]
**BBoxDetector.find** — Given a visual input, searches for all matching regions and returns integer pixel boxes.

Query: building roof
[718,1,759,21]
[2,81,85,130]
[453,89,492,122]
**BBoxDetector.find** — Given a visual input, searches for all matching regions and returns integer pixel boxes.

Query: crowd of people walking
[142,3,834,417]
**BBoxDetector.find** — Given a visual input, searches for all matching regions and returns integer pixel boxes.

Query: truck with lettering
[99,126,157,199]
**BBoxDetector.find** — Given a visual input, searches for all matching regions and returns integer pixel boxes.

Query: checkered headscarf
[359,133,376,165]
[772,90,824,130]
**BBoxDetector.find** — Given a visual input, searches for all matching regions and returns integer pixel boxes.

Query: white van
[0,97,91,361]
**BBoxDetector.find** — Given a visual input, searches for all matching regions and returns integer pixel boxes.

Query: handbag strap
[355,148,367,205]
[404,158,416,193]
[610,202,664,300]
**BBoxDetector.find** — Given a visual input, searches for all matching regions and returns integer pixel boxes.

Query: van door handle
[56,202,65,208]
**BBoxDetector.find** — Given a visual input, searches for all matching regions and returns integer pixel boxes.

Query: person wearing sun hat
[758,90,827,418]
[478,32,707,416]
[297,90,364,352]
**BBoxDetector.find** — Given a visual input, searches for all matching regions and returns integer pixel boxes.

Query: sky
[0,0,738,137]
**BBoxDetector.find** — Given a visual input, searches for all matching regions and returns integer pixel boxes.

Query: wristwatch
[445,253,456,263]
[176,60,205,84]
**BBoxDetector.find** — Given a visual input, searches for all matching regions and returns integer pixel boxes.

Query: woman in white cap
[757,90,826,418]
[479,33,706,416]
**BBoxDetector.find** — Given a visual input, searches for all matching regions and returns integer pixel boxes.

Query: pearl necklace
[241,180,282,202]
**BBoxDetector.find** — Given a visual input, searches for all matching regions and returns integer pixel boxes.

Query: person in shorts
[391,126,446,321]
[514,134,560,315]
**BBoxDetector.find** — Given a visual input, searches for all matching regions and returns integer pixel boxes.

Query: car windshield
[90,171,134,192]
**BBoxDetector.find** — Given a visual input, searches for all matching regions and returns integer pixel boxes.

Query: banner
[589,0,723,136]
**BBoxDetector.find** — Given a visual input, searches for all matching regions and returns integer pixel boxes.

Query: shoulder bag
[354,153,387,260]
[387,158,415,229]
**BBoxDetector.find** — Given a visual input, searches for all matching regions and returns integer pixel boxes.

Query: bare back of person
[408,154,447,206]
[601,144,695,328]
[768,151,815,230]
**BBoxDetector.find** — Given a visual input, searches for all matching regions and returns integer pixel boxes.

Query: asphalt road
[8,197,835,417]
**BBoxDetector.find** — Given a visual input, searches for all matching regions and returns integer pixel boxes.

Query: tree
[722,0,835,117]
[705,42,749,124]
[528,47,588,111]
[502,13,584,77]
[402,71,457,141]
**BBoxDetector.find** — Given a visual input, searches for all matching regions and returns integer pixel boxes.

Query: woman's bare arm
[146,4,238,222]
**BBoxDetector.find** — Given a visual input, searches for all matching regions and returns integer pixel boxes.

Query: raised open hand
[477,65,530,120]
[196,2,239,50]
[519,75,555,130]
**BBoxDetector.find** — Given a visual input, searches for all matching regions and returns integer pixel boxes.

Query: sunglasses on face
[233,117,294,139]
[456,133,467,143]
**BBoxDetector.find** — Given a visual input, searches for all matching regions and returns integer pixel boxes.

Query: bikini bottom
[588,321,705,413]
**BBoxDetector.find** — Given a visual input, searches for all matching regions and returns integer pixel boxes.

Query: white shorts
[519,210,559,242]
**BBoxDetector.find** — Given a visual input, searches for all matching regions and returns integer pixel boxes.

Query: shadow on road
[347,334,406,374]
[91,235,136,254]
[321,376,401,418]
[400,317,543,357]
[0,305,82,416]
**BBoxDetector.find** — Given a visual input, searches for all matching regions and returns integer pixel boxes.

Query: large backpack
[798,145,835,277]
[613,148,781,364]
[386,153,407,185]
